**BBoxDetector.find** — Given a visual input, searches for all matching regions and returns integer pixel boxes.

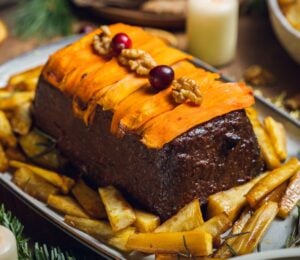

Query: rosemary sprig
[14,0,74,39]
[0,204,76,260]
[286,202,300,248]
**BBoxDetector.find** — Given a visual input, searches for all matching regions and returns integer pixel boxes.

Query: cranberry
[111,33,132,55]
[149,65,175,91]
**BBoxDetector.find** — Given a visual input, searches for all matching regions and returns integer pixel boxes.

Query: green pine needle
[0,204,76,260]
[14,0,74,39]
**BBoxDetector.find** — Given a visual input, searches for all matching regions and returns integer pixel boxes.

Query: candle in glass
[0,226,18,260]
[187,0,239,66]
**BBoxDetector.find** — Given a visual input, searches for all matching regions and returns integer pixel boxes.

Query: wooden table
[0,5,299,260]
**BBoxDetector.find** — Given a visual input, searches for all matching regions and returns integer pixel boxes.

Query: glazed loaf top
[42,23,254,149]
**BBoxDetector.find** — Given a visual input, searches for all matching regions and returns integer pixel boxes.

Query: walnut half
[172,77,202,105]
[118,48,157,76]
[93,25,112,56]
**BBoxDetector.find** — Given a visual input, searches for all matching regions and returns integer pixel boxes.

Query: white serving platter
[0,36,299,260]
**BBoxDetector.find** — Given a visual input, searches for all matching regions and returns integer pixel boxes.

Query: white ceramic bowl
[267,0,300,64]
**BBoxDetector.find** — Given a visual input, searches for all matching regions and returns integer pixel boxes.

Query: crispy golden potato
[108,227,136,252]
[246,107,280,169]
[264,116,287,161]
[207,173,266,221]
[8,66,43,91]
[246,158,300,207]
[13,167,59,202]
[0,144,8,172]
[134,209,160,233]
[47,194,89,218]
[256,181,288,209]
[0,91,35,110]
[9,160,74,193]
[278,170,300,218]
[10,102,32,136]
[214,208,252,258]
[19,129,60,169]
[230,202,278,256]
[126,230,212,256]
[0,110,17,147]
[98,186,136,232]
[194,213,232,239]
[154,199,203,233]
[72,179,106,219]
[64,215,113,240]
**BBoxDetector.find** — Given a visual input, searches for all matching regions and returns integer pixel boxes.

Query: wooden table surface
[0,4,299,260]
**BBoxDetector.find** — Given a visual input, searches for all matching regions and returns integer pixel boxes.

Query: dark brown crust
[33,78,264,220]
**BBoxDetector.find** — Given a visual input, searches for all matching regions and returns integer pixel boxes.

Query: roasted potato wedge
[264,116,287,161]
[8,66,43,91]
[246,158,300,207]
[47,194,89,218]
[207,173,266,220]
[230,201,278,255]
[13,167,59,202]
[19,129,60,169]
[0,110,17,147]
[9,160,74,193]
[0,91,35,110]
[64,215,113,240]
[10,102,32,136]
[134,209,160,233]
[72,179,106,219]
[0,144,8,172]
[246,107,280,169]
[108,227,136,252]
[155,199,203,233]
[194,213,232,239]
[98,186,136,232]
[126,230,213,256]
[278,170,300,218]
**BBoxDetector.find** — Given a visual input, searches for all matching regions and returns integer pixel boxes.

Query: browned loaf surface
[33,78,264,220]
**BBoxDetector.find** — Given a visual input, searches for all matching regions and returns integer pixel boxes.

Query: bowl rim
[268,0,300,38]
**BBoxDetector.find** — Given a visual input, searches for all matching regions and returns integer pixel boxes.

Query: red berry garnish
[149,65,175,91]
[111,33,132,55]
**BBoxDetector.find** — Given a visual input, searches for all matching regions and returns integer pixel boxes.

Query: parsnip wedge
[194,213,232,238]
[108,227,136,252]
[207,173,266,220]
[0,110,17,147]
[47,195,89,218]
[246,158,300,207]
[9,160,74,193]
[0,144,8,172]
[64,215,113,240]
[230,201,278,255]
[264,116,287,161]
[72,179,106,219]
[134,209,160,232]
[155,199,203,233]
[278,170,300,218]
[13,167,59,202]
[98,186,136,232]
[126,230,213,256]
[246,107,280,169]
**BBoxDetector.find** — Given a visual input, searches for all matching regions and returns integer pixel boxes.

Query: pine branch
[0,204,76,260]
[14,0,74,39]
